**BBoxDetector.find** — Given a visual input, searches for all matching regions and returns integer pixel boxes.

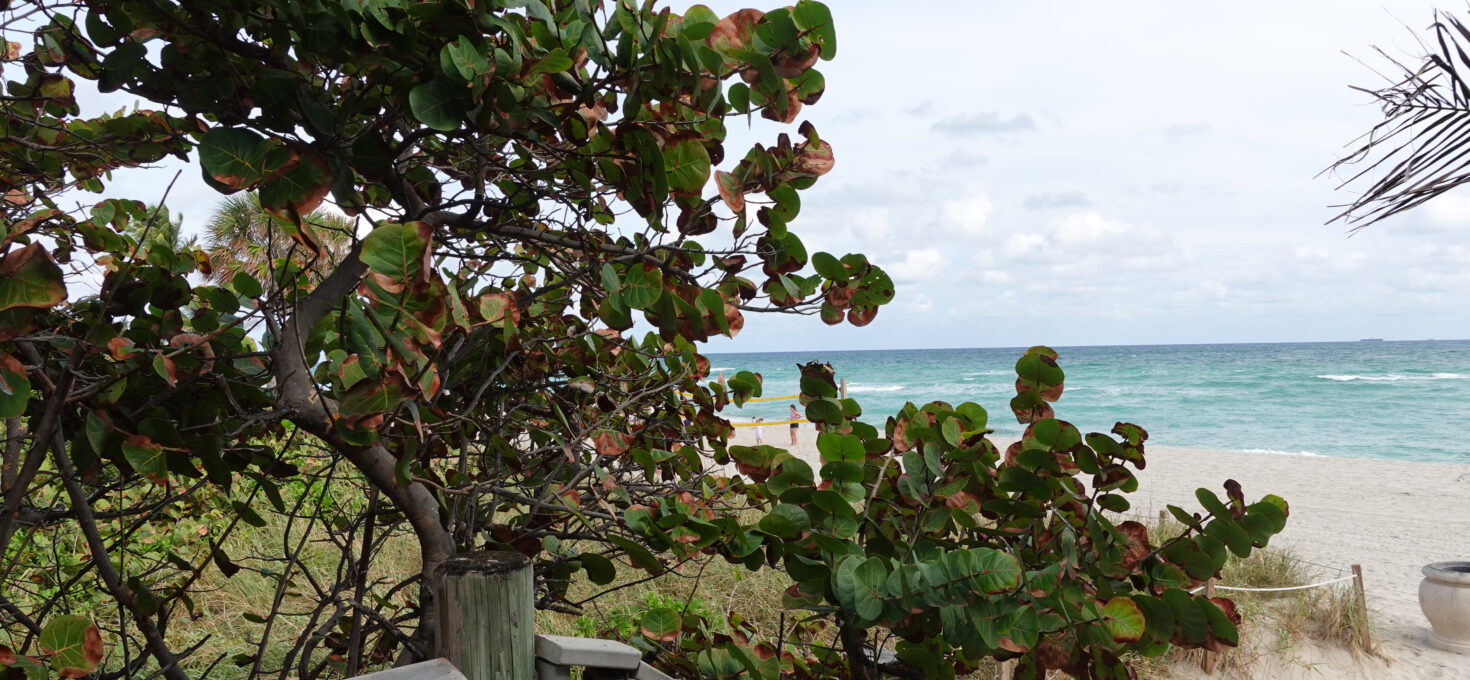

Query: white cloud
[884,248,946,283]
[939,189,993,236]
[1054,212,1129,245]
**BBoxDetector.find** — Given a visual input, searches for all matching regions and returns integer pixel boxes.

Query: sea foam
[1315,372,1466,382]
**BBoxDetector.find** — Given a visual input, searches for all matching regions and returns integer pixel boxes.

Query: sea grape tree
[0,1,1285,679]
[631,349,1288,679]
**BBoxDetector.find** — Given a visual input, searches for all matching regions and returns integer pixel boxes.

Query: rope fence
[1189,573,1356,594]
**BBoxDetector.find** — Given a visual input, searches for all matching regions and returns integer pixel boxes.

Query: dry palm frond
[1327,10,1470,230]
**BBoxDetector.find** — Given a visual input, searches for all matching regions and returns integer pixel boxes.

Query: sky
[68,0,1470,353]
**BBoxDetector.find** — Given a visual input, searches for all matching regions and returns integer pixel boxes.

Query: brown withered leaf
[1116,520,1151,571]
[591,430,633,456]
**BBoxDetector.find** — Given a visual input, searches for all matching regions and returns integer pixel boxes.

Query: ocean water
[707,340,1470,464]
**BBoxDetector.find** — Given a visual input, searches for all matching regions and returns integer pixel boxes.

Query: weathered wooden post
[1201,578,1216,674]
[1351,564,1375,653]
[433,552,535,680]
[718,371,726,389]
[839,378,848,399]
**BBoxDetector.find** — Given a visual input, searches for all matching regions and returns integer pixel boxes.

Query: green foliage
[0,2,1286,679]
[626,350,1289,679]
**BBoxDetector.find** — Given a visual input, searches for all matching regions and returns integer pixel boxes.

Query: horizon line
[704,338,1469,355]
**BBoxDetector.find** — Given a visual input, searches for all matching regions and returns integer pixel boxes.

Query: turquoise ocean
[708,340,1470,463]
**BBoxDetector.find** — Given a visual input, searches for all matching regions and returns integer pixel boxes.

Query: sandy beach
[728,426,1470,679]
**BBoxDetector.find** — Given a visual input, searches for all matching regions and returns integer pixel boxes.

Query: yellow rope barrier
[742,394,801,402]
[731,419,808,427]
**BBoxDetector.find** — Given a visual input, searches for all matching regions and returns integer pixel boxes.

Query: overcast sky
[82,1,1470,353]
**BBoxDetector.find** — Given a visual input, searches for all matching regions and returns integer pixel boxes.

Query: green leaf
[230,271,262,299]
[0,243,66,312]
[791,1,836,58]
[1163,589,1208,645]
[811,251,846,280]
[758,503,810,538]
[409,79,465,132]
[1195,488,1231,520]
[579,552,616,585]
[638,607,681,641]
[1204,518,1253,558]
[1101,596,1146,642]
[815,433,864,463]
[528,47,573,76]
[361,222,430,280]
[607,534,663,574]
[197,128,282,191]
[121,435,167,482]
[0,355,30,418]
[664,136,711,195]
[39,615,103,678]
[833,556,886,624]
[231,501,267,528]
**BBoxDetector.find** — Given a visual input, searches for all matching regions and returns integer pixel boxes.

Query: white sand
[727,426,1470,679]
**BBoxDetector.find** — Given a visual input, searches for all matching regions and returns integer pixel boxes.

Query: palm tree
[125,203,195,259]
[1328,10,1470,228]
[203,193,355,289]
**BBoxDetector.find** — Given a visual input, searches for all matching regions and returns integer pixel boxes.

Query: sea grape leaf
[1101,596,1146,643]
[0,243,67,312]
[38,615,103,678]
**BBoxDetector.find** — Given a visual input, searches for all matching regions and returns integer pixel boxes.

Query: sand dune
[726,427,1470,679]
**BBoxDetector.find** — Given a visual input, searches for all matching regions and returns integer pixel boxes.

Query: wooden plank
[533,634,641,670]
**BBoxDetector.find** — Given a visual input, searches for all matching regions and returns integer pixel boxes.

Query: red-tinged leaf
[591,430,633,457]
[998,637,1029,653]
[1210,597,1241,625]
[121,434,167,484]
[1117,520,1151,571]
[773,41,821,78]
[4,41,20,60]
[477,292,519,327]
[715,170,745,213]
[760,86,803,124]
[9,208,63,238]
[707,9,763,65]
[0,642,15,664]
[846,305,877,327]
[153,354,177,387]
[338,375,410,430]
[1101,596,1147,643]
[197,127,284,192]
[944,490,981,512]
[107,337,139,360]
[361,222,433,282]
[795,139,835,177]
[0,352,29,419]
[0,242,67,312]
[723,302,744,338]
[39,615,103,679]
[638,608,680,642]
[753,642,777,660]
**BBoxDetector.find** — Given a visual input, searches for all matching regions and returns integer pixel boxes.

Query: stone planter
[1420,561,1470,653]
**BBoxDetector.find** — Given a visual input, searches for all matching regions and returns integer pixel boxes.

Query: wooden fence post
[434,552,535,680]
[1201,578,1216,674]
[1351,564,1375,653]
[839,378,848,399]
[718,371,726,389]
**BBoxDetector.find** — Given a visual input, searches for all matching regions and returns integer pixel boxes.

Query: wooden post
[1201,578,1216,674]
[1351,564,1375,653]
[997,658,1015,680]
[718,371,726,389]
[434,552,535,680]
[839,378,848,399]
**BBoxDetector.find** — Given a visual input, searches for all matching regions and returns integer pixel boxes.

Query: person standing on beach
[788,404,800,445]
[753,418,765,445]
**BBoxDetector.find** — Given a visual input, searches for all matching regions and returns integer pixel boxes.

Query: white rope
[1189,574,1356,594]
